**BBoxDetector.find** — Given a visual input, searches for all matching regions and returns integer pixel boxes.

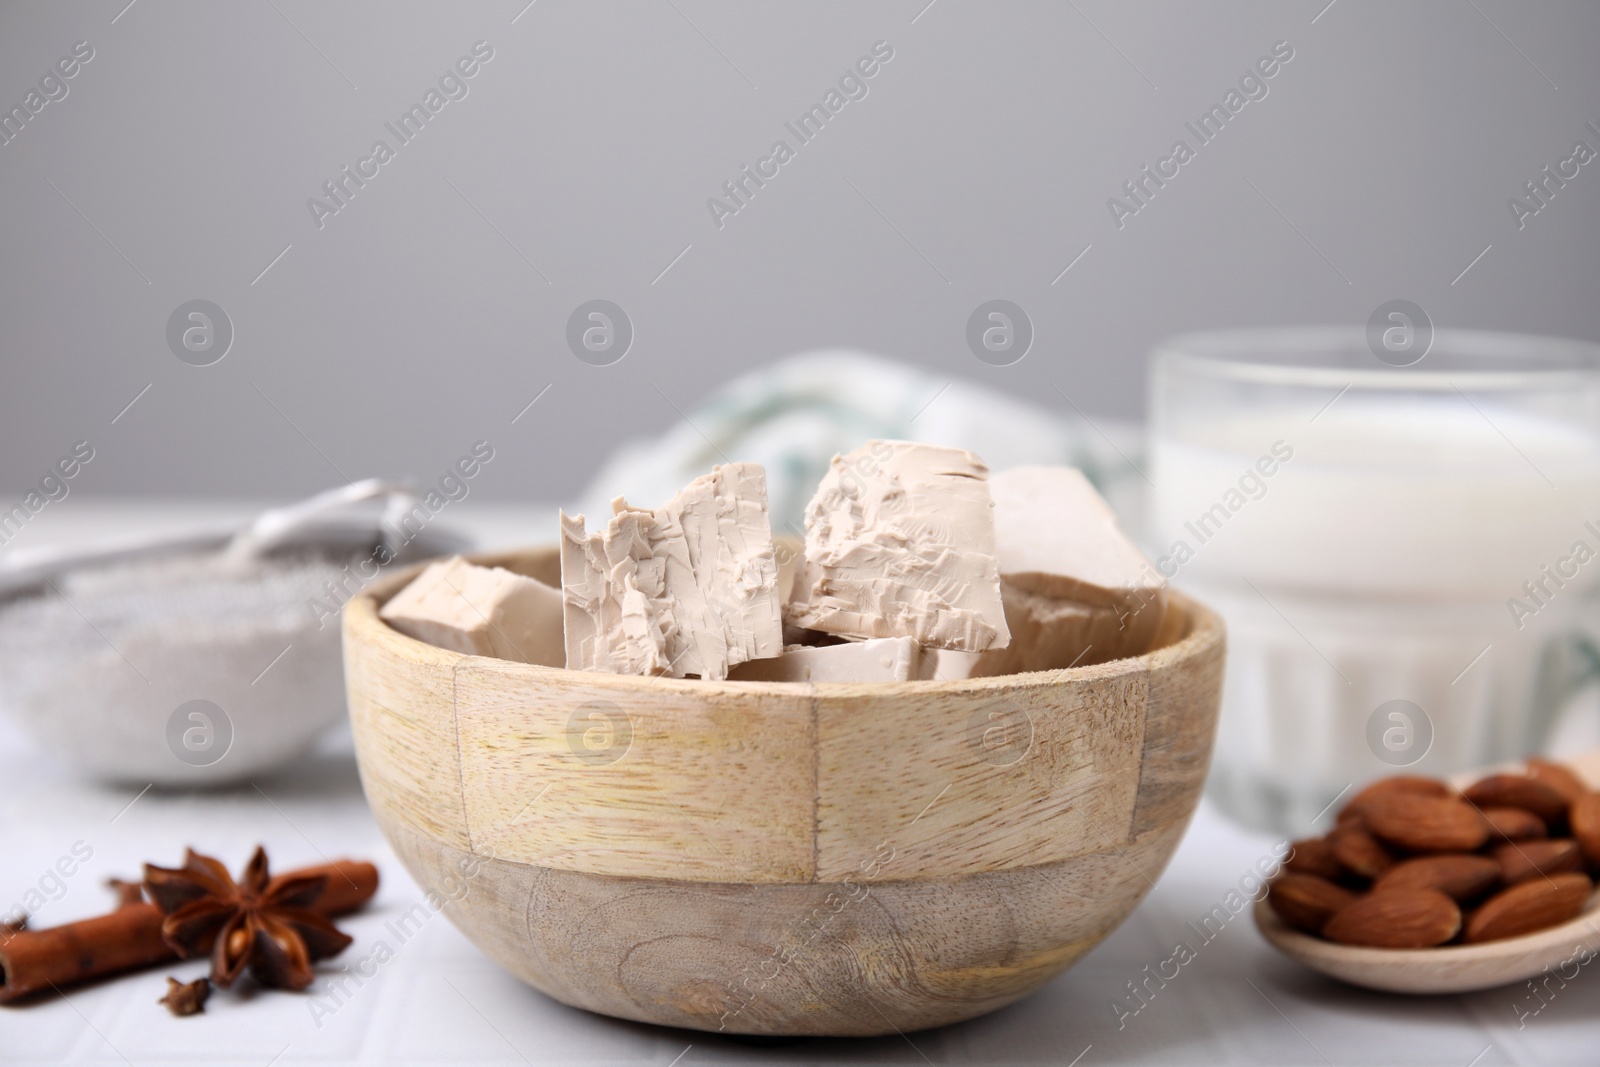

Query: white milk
[1151,396,1600,832]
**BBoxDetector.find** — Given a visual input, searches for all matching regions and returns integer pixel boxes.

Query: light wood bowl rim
[347,544,1223,694]
[344,542,1226,887]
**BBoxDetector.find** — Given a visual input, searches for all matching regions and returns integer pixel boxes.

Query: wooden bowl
[343,547,1225,1037]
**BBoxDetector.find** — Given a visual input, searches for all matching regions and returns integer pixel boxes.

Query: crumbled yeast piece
[784,440,1010,653]
[729,636,936,683]
[967,466,1168,674]
[379,556,565,666]
[559,462,783,680]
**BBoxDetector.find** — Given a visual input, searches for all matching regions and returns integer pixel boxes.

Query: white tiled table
[1,501,1594,1065]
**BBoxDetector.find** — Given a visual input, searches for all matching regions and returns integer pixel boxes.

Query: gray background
[2,0,1598,502]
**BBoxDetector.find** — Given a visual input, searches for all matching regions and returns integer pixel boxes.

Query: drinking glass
[1148,327,1600,833]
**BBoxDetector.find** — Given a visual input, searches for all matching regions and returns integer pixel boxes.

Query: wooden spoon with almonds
[1254,748,1600,994]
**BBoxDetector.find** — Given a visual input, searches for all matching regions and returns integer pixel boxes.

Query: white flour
[0,548,355,784]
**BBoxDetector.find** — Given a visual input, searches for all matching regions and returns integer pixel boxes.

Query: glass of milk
[1148,328,1600,834]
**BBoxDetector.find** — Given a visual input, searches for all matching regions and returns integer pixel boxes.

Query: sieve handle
[0,480,425,599]
[0,526,237,599]
[240,479,418,555]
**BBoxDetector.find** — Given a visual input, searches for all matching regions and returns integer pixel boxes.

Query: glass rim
[1153,326,1600,391]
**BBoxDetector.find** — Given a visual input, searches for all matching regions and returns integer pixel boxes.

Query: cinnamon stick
[0,859,377,1004]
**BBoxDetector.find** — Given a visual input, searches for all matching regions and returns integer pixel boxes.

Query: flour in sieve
[0,547,355,721]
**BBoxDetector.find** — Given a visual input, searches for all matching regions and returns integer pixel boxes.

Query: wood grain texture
[343,589,470,850]
[1132,603,1225,836]
[815,668,1149,881]
[452,660,817,881]
[381,813,1189,1037]
[338,548,558,852]
[344,545,1226,1035]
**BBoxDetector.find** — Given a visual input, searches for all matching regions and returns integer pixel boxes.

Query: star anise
[142,847,353,991]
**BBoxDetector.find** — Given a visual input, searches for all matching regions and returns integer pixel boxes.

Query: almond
[1462,872,1592,944]
[1482,805,1547,842]
[1347,776,1452,818]
[1362,793,1489,854]
[1492,839,1583,885]
[1322,889,1461,948]
[1284,837,1343,881]
[1526,758,1589,806]
[1268,874,1357,935]
[1371,854,1499,902]
[1463,774,1569,825]
[1330,825,1393,879]
[1568,793,1600,865]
